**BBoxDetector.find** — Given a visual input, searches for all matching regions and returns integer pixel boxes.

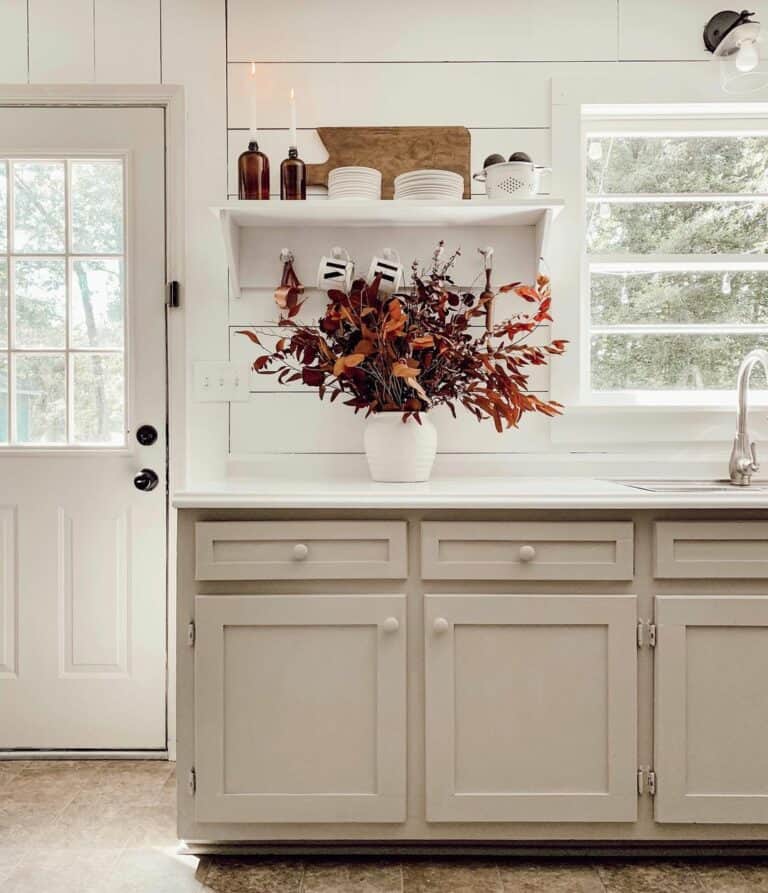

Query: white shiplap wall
[1,0,761,466]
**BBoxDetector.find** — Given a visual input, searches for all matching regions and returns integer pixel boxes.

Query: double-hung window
[584,109,768,404]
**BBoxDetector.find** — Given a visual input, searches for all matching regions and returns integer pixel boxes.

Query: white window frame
[550,70,768,446]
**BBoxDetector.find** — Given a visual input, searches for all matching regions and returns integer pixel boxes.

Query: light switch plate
[193,362,250,402]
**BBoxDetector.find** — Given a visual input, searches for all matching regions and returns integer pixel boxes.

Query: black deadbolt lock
[136,424,158,446]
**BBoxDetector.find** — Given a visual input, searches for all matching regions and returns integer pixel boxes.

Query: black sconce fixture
[703,9,767,92]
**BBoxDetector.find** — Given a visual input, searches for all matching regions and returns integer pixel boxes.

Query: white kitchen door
[0,107,167,750]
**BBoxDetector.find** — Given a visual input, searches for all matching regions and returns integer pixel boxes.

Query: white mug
[367,249,403,294]
[317,246,354,292]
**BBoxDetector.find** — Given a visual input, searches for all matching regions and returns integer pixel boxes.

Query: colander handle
[472,170,487,182]
[534,166,552,173]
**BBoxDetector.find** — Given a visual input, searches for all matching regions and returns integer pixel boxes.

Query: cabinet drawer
[195,521,407,580]
[421,521,634,580]
[654,521,768,579]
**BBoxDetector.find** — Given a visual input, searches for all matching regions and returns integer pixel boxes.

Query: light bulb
[721,272,732,295]
[735,40,759,73]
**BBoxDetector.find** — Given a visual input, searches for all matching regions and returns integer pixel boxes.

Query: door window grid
[583,117,768,402]
[0,157,126,446]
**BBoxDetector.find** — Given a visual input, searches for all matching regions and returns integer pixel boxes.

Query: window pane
[0,355,7,443]
[591,333,768,391]
[14,259,66,349]
[13,161,65,253]
[72,353,124,444]
[586,201,767,254]
[71,160,123,254]
[0,162,7,252]
[71,259,124,349]
[15,354,66,443]
[586,135,768,194]
[0,260,7,348]
[591,270,768,326]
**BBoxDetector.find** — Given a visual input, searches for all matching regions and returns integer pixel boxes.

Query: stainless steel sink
[619,479,768,493]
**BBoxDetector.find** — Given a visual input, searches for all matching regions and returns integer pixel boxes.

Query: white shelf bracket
[218,209,241,299]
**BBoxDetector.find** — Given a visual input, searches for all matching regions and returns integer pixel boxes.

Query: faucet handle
[751,441,760,472]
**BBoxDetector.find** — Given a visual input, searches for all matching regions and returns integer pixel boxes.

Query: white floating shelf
[211,198,564,298]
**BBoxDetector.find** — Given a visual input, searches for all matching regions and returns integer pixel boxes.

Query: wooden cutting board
[306,127,471,200]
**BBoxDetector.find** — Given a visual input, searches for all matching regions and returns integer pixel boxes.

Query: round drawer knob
[382,617,399,633]
[292,543,309,561]
[433,617,450,634]
[519,544,536,563]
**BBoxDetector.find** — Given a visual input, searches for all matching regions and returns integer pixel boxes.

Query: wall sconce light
[703,9,768,92]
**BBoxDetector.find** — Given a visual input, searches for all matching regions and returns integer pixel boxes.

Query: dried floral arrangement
[238,243,567,433]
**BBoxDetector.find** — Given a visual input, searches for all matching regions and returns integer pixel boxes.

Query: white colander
[473,161,550,199]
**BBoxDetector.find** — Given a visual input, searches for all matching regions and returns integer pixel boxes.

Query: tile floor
[2,760,768,891]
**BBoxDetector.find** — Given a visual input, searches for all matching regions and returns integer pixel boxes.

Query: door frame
[0,85,186,760]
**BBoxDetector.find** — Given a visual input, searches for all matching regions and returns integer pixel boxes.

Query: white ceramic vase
[364,412,437,482]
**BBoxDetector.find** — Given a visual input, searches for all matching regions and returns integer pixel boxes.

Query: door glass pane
[13,161,65,253]
[591,333,768,391]
[0,161,7,252]
[71,259,124,349]
[14,259,66,349]
[0,355,7,443]
[15,353,66,443]
[72,353,124,444]
[0,260,7,348]
[71,161,123,254]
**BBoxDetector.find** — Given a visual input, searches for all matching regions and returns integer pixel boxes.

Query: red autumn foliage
[238,243,567,431]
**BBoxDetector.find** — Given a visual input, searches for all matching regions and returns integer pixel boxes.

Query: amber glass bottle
[238,141,270,200]
[280,147,306,200]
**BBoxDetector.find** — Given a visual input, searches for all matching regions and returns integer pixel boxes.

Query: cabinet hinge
[187,767,196,795]
[647,769,657,796]
[187,621,196,647]
[637,620,657,647]
[167,280,180,308]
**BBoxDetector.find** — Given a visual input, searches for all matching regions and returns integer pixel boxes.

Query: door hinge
[648,623,657,647]
[188,767,196,795]
[187,621,196,646]
[167,280,180,308]
[647,769,657,796]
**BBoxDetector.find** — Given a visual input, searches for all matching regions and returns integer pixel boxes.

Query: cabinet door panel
[655,595,768,823]
[195,594,406,823]
[425,594,637,822]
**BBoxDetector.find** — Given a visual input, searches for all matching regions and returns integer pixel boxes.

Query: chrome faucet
[729,348,768,486]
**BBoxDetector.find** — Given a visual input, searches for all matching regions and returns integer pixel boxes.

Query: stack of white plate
[394,169,464,200]
[328,166,382,200]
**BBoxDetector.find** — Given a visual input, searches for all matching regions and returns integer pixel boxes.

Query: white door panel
[0,107,166,749]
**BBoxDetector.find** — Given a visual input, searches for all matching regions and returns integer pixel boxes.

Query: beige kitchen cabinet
[654,595,768,824]
[424,593,638,823]
[193,593,406,823]
[196,520,407,580]
[654,522,768,579]
[421,521,634,580]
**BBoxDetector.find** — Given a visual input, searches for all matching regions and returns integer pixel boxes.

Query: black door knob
[134,468,159,492]
[136,424,158,446]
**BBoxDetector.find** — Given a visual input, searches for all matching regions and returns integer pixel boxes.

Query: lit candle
[249,62,258,142]
[289,88,297,150]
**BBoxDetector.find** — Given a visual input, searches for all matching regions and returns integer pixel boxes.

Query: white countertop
[173,475,768,510]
